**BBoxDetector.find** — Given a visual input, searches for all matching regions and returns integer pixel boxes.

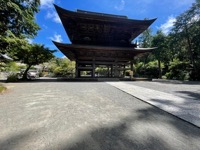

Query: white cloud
[190,15,200,23]
[115,0,125,11]
[50,33,63,42]
[46,11,61,23]
[27,38,33,44]
[40,0,61,24]
[40,0,54,9]
[159,16,176,34]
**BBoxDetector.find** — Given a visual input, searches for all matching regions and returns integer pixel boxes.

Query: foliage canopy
[135,1,200,80]
[0,0,40,53]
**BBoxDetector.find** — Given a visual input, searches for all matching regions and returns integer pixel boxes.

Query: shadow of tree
[176,91,200,101]
[135,104,200,136]
[1,81,200,150]
[0,130,33,150]
[148,97,200,127]
[59,105,200,150]
[1,104,200,150]
[64,123,171,150]
[153,80,200,85]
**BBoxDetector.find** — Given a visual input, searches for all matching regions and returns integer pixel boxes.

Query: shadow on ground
[1,85,200,150]
[59,106,200,150]
[176,91,200,101]
[1,105,200,150]
[153,80,200,85]
[0,130,33,150]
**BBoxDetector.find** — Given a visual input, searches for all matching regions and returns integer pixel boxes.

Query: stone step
[98,78,120,81]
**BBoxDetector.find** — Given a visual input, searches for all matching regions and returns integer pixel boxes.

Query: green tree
[49,58,75,77]
[152,30,171,78]
[138,27,153,48]
[5,61,19,72]
[170,1,200,80]
[137,27,153,70]
[0,0,40,54]
[15,44,55,79]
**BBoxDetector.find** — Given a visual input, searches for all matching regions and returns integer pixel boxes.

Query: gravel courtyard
[0,81,200,150]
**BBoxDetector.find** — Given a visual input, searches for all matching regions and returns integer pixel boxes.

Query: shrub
[6,73,19,82]
[165,59,189,80]
[134,61,163,78]
[162,75,167,79]
[39,71,48,77]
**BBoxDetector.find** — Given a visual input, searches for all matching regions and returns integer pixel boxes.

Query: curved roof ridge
[54,4,157,22]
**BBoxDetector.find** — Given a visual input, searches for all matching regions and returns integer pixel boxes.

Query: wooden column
[114,60,118,77]
[92,58,95,78]
[123,64,126,77]
[107,65,110,77]
[130,60,134,79]
[111,64,113,77]
[75,60,79,78]
[131,61,133,72]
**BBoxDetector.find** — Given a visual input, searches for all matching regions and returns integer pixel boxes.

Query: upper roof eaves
[54,4,156,23]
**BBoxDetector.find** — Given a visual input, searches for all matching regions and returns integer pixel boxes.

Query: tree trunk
[22,65,32,80]
[185,25,197,79]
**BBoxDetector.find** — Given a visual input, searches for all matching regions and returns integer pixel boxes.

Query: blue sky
[33,0,196,58]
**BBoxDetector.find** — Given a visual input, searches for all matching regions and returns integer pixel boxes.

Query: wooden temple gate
[53,4,156,78]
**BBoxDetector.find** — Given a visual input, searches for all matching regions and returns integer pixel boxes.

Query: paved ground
[107,81,200,127]
[0,81,200,150]
[128,80,200,101]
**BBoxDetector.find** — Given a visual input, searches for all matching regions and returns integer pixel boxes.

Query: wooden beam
[77,60,130,65]
[77,67,93,70]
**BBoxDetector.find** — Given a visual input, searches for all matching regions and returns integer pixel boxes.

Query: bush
[6,73,19,82]
[165,60,189,80]
[162,75,167,79]
[39,71,48,77]
[48,58,75,77]
[134,61,162,78]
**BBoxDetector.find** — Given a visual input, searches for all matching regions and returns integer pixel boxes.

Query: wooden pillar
[75,60,79,78]
[111,64,113,77]
[107,65,110,77]
[130,61,134,79]
[114,60,118,77]
[92,58,95,78]
[131,61,133,72]
[78,70,81,78]
[123,64,126,77]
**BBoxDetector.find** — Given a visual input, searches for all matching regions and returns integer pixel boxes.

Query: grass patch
[0,84,6,93]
